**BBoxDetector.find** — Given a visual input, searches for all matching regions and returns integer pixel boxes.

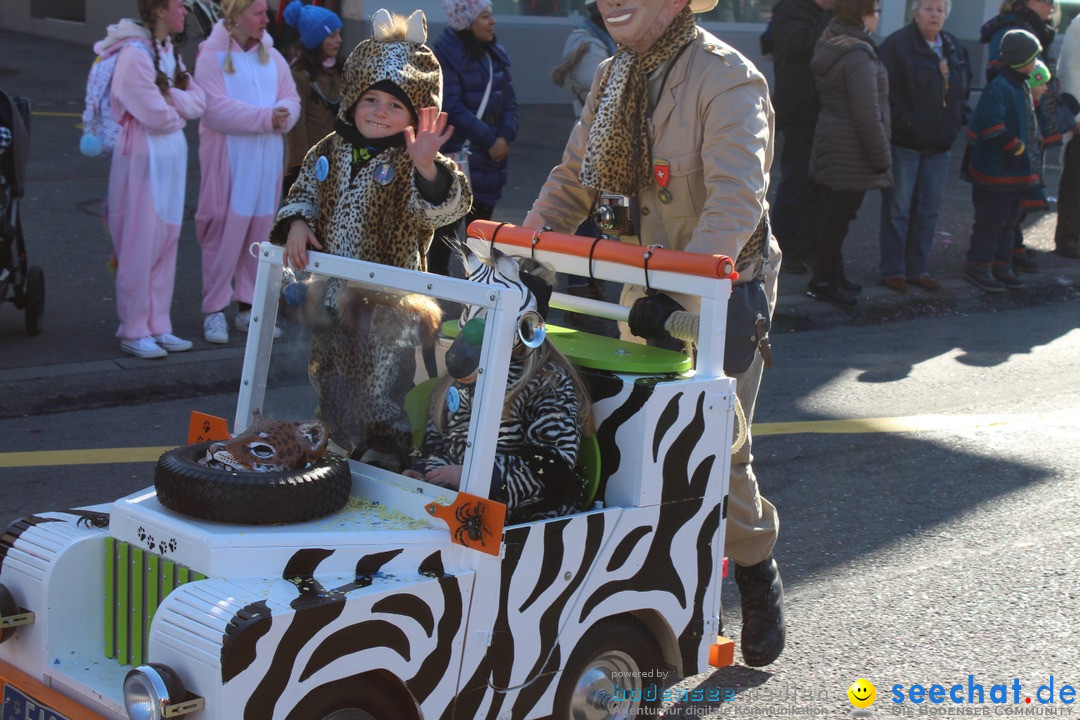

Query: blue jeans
[878,146,951,279]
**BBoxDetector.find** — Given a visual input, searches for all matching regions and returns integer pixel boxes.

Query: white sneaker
[121,336,168,359]
[235,310,282,338]
[153,333,193,352]
[203,311,229,344]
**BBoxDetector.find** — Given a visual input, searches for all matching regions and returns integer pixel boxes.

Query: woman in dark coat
[877,0,971,292]
[429,0,518,276]
[805,0,891,307]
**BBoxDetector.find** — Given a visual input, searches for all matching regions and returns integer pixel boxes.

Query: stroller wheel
[24,265,43,336]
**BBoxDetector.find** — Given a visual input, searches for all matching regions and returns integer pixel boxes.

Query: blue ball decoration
[80,133,104,158]
[283,281,308,307]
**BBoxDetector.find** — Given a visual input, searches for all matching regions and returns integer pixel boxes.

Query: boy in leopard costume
[271,9,472,469]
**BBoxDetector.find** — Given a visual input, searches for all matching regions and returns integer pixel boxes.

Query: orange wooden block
[709,636,735,668]
[187,411,231,445]
[425,491,506,556]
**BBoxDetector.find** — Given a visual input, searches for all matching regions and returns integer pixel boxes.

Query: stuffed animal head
[202,411,329,473]
[445,240,550,381]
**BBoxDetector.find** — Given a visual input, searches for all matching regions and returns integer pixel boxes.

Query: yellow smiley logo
[848,678,876,708]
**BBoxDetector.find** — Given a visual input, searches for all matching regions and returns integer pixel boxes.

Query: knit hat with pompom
[442,0,491,32]
[283,0,343,51]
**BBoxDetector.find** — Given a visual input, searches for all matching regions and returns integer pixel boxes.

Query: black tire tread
[554,616,664,717]
[24,265,43,336]
[154,442,351,524]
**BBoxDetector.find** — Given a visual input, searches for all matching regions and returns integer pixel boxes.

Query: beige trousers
[617,239,782,567]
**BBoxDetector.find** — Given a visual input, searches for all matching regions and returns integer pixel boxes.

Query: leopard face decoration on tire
[201,411,329,473]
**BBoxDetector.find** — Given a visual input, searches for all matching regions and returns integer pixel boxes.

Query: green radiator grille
[104,538,205,666]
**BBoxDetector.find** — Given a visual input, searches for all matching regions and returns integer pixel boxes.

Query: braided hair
[221,0,271,74]
[137,0,190,95]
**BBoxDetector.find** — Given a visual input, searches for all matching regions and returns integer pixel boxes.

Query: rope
[663,310,698,344]
[731,394,747,455]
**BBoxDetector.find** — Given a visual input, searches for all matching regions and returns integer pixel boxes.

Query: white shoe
[153,333,193,352]
[236,310,282,338]
[204,311,229,344]
[121,336,168,359]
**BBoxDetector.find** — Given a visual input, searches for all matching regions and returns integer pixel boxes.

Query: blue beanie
[284,1,343,51]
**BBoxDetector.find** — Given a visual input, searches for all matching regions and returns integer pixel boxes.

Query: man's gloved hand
[628,292,685,341]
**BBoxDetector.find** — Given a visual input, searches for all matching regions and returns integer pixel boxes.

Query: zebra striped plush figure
[407,241,592,523]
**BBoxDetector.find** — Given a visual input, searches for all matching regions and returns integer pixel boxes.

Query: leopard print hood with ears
[338,8,442,124]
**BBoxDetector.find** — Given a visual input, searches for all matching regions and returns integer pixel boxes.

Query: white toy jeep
[0,221,739,720]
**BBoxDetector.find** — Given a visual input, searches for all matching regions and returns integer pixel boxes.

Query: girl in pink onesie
[194,0,300,344]
[105,0,205,359]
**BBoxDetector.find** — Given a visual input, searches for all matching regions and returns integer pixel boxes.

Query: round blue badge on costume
[447,386,460,414]
[374,162,395,186]
[315,155,329,182]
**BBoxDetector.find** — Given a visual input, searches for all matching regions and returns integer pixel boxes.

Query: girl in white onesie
[105,0,205,359]
[194,0,300,344]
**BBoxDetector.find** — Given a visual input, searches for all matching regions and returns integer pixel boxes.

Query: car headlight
[124,664,194,720]
[0,583,35,643]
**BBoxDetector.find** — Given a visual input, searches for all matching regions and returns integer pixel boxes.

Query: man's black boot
[734,556,786,667]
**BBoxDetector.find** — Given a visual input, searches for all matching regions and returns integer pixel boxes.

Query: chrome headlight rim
[123,664,177,720]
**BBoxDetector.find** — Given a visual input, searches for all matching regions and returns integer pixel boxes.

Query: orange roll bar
[468,221,739,281]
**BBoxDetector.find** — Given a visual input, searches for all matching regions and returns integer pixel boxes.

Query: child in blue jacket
[963,29,1043,293]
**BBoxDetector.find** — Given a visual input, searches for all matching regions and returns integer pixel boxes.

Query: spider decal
[453,501,492,547]
[72,510,110,529]
[424,492,506,556]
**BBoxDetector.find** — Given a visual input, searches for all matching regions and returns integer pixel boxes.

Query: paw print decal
[136,526,179,556]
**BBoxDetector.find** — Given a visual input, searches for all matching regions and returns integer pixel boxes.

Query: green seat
[440,320,691,374]
[405,376,441,448]
[577,434,602,510]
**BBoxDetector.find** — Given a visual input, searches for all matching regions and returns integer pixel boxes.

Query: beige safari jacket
[525,26,778,288]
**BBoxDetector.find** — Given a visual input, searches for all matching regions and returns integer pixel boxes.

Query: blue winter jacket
[433,27,519,207]
[964,69,1042,192]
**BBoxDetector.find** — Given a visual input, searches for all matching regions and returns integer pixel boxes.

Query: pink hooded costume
[193,20,299,315]
[104,19,205,340]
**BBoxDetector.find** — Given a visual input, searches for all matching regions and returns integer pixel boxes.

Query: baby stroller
[0,88,44,336]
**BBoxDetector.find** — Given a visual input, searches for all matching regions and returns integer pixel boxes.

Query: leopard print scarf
[578,7,696,196]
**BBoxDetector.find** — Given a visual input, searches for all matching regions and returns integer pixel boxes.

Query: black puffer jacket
[809,22,892,191]
[771,0,832,126]
[880,21,972,155]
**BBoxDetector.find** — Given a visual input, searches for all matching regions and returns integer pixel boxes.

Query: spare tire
[154,442,351,525]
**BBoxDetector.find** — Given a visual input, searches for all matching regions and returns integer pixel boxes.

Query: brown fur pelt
[299,280,442,341]
[301,281,442,462]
